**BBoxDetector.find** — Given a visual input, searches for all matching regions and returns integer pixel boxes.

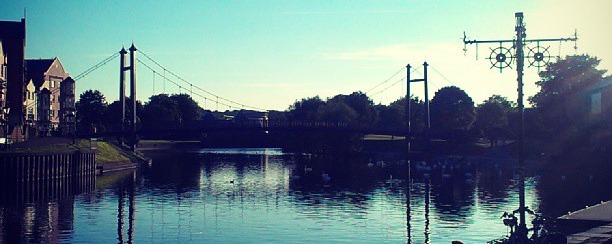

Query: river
[1,148,610,243]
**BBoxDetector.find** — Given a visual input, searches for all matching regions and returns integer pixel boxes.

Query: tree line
[76,55,608,156]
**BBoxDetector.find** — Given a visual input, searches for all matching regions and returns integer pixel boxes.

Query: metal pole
[406,64,411,154]
[129,44,137,135]
[119,48,127,134]
[515,12,528,235]
[423,62,430,146]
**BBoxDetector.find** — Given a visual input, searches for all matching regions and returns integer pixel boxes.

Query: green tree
[376,96,424,133]
[170,94,201,123]
[141,94,180,130]
[103,97,144,132]
[430,86,476,139]
[328,92,378,126]
[529,55,606,134]
[288,96,325,121]
[76,90,107,132]
[475,95,514,146]
[319,99,358,123]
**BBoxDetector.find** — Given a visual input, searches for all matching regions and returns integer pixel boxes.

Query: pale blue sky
[2,0,610,111]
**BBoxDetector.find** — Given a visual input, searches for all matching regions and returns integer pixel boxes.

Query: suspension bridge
[73,44,458,143]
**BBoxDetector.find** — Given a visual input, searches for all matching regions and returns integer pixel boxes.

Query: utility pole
[463,12,577,239]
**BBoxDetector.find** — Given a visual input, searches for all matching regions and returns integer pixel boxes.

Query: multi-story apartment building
[0,19,76,140]
[24,58,73,136]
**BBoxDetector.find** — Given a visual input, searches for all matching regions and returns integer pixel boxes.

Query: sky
[1,0,611,111]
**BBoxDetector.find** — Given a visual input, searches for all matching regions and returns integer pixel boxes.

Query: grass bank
[6,137,148,170]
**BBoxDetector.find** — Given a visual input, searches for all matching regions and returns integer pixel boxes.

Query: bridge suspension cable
[137,50,267,112]
[366,65,423,97]
[137,59,253,112]
[364,66,405,94]
[428,65,456,87]
[73,52,119,81]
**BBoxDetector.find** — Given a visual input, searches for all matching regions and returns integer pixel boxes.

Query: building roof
[25,58,65,87]
[62,76,75,83]
[586,76,612,94]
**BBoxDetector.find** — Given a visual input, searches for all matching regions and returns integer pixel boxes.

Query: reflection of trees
[144,151,202,193]
[430,177,475,222]
[476,165,514,210]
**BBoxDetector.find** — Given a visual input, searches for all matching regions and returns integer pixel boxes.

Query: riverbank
[4,137,149,174]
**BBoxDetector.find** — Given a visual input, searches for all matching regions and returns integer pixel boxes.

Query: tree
[76,90,107,132]
[288,96,325,121]
[170,94,201,122]
[529,55,606,134]
[475,95,514,146]
[319,99,358,123]
[376,95,424,133]
[430,86,476,139]
[141,94,180,130]
[103,97,144,132]
[328,92,378,126]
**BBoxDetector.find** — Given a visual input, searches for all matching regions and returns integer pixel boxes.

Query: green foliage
[170,93,201,122]
[104,97,144,132]
[320,99,358,123]
[475,95,514,146]
[140,93,202,130]
[288,96,325,121]
[376,96,424,133]
[529,55,606,135]
[76,90,107,132]
[329,92,378,126]
[430,86,476,138]
[142,94,180,129]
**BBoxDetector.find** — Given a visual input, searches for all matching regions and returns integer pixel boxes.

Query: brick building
[1,19,76,140]
[24,58,71,135]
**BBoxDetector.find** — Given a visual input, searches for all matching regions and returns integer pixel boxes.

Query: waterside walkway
[559,200,612,244]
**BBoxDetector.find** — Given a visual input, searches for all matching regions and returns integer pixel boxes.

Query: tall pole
[462,12,577,239]
[514,12,527,235]
[119,47,127,135]
[129,44,137,135]
[406,64,411,154]
[423,62,430,147]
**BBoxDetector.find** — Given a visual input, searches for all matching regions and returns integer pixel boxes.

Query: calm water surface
[1,148,609,243]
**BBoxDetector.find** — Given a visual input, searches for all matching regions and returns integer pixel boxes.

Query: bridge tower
[119,44,138,150]
[406,62,430,157]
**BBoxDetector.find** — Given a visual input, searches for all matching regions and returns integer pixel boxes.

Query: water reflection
[1,149,611,243]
